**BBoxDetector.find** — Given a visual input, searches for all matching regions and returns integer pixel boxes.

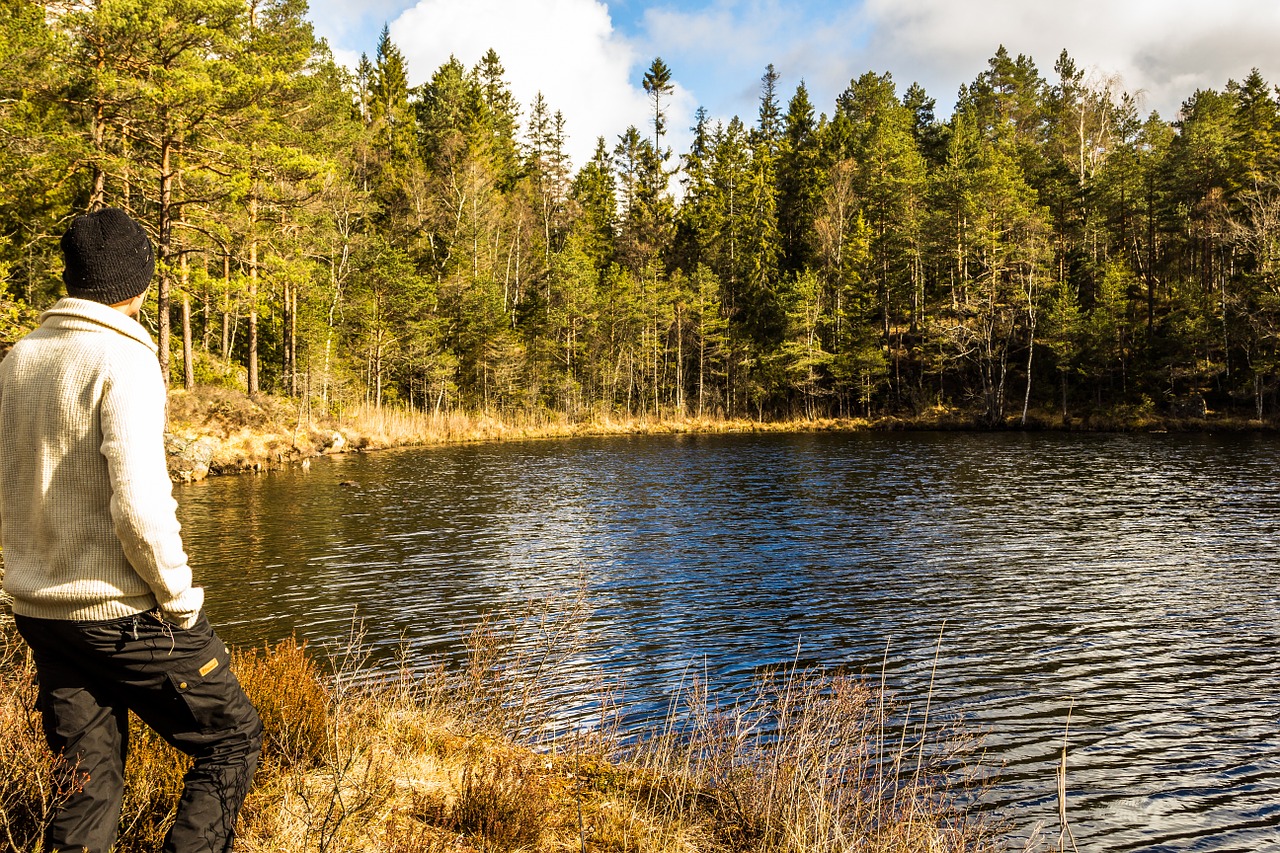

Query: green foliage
[0,285,40,352]
[642,56,674,151]
[233,639,331,772]
[776,81,826,276]
[191,350,246,389]
[0,19,1278,422]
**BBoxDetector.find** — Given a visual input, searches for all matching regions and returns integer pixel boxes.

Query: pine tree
[776,82,826,277]
[475,48,521,188]
[903,82,948,167]
[365,25,417,232]
[1170,88,1236,296]
[642,57,674,156]
[93,0,244,386]
[569,137,616,277]
[836,72,927,401]
[756,63,782,153]
[523,92,571,261]
[743,73,784,357]
[936,112,1051,423]
[212,0,344,396]
[0,0,76,308]
[776,268,832,417]
[1229,69,1280,190]
[414,56,484,283]
[957,46,1050,183]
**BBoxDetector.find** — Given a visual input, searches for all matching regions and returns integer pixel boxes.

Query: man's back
[0,297,198,624]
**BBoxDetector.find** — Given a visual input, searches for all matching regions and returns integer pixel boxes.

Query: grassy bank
[163,386,890,480]
[164,385,1277,481]
[0,599,1064,853]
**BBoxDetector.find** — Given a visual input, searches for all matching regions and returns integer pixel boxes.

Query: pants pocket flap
[165,643,228,693]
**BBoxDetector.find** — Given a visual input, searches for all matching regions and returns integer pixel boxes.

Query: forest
[3,0,1280,425]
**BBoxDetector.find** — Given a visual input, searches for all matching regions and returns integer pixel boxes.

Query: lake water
[175,431,1280,852]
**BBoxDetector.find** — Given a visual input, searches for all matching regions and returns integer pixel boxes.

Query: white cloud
[855,0,1280,119]
[624,0,1280,130]
[309,0,1280,167]
[389,0,673,173]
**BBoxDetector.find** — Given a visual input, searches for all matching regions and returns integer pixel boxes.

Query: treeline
[4,0,1280,423]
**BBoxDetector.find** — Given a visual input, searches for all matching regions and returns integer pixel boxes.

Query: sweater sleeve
[99,349,203,628]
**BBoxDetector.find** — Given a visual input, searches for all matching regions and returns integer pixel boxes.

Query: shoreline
[163,385,1279,482]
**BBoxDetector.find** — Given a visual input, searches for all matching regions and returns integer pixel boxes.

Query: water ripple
[177,432,1280,852]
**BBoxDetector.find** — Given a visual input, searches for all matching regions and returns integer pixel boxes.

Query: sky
[303,0,1280,173]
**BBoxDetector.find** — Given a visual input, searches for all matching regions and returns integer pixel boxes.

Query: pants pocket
[164,635,250,734]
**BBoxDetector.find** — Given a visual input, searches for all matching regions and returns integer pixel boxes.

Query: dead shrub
[234,638,332,773]
[0,624,336,853]
[115,638,332,852]
[2,591,1031,853]
[443,753,552,852]
[0,617,187,853]
[381,809,453,853]
[453,588,594,741]
[0,628,72,852]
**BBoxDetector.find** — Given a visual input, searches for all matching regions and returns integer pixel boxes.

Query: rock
[166,435,217,482]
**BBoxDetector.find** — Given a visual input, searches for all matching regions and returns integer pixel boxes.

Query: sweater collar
[40,297,158,353]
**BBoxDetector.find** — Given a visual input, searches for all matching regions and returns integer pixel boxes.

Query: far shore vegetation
[5,2,1280,446]
[0,594,1068,853]
[162,380,1275,481]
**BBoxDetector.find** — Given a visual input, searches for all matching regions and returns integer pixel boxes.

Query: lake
[175,430,1280,852]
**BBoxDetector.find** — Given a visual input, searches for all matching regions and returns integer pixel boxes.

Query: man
[0,208,262,853]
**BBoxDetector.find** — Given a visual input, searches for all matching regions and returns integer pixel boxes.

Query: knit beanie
[61,208,155,305]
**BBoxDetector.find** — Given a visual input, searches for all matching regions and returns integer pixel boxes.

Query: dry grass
[0,599,1060,853]
[164,386,890,478]
[162,383,1280,483]
[624,667,997,853]
[0,627,69,853]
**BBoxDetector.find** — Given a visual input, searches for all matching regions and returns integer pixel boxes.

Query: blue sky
[304,0,1280,171]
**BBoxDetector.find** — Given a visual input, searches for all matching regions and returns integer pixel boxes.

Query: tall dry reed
[623,664,1000,853]
[0,594,1059,853]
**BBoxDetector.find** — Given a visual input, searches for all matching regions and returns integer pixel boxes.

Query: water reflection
[177,431,1280,852]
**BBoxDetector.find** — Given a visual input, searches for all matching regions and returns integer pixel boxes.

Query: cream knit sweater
[0,297,203,626]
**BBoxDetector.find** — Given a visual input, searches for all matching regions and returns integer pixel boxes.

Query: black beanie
[61,208,155,305]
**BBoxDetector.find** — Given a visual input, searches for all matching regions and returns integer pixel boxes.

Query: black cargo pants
[14,610,262,853]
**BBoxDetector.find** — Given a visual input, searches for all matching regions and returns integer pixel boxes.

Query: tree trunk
[247,193,259,396]
[90,96,106,209]
[181,251,194,390]
[290,283,298,397]
[221,251,231,359]
[1021,265,1037,426]
[156,131,174,387]
[676,303,684,416]
[280,278,289,394]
